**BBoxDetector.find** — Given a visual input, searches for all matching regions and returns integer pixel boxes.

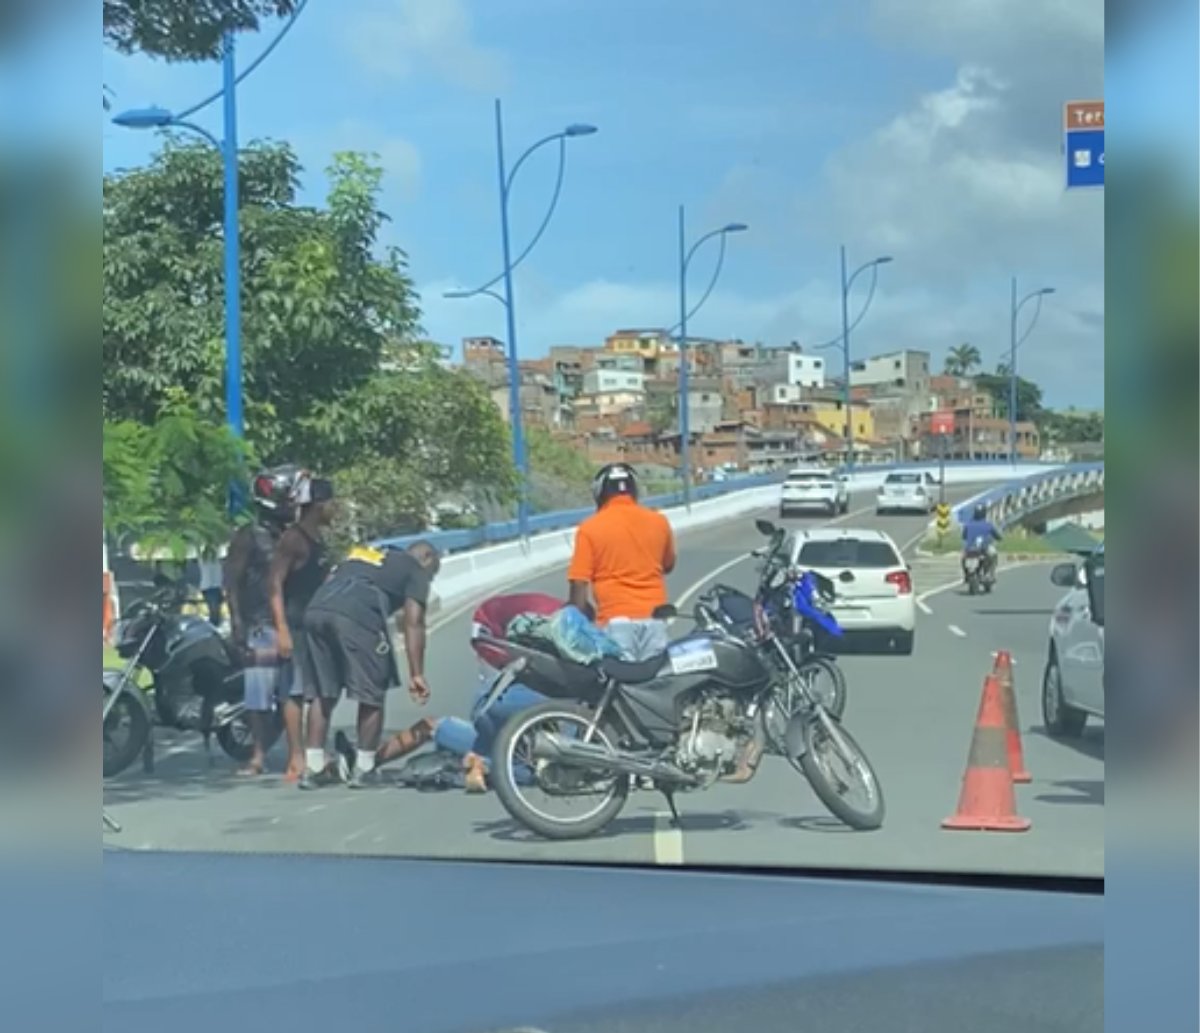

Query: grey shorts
[302,607,396,709]
[606,618,670,661]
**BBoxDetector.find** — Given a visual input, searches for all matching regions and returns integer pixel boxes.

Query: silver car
[875,471,938,515]
[1042,546,1105,737]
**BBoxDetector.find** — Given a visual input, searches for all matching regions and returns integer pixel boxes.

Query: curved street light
[839,247,893,470]
[678,208,749,508]
[110,4,309,446]
[1008,279,1055,464]
[444,99,598,542]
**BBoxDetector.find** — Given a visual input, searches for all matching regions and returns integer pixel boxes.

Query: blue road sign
[1065,129,1104,189]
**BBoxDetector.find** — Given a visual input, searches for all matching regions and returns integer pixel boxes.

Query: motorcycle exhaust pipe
[533,733,697,786]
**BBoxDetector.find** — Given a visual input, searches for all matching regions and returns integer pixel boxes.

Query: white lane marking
[914,558,1058,607]
[674,502,876,608]
[948,624,967,638]
[916,599,933,615]
[653,811,684,865]
[899,522,937,556]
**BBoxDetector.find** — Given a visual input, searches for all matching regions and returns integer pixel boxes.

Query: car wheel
[893,630,915,655]
[1042,649,1087,738]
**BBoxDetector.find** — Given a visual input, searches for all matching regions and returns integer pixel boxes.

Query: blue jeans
[433,680,546,774]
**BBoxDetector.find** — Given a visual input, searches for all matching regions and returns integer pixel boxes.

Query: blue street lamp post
[113,34,244,438]
[677,206,747,509]
[1008,278,1055,465]
[446,99,597,542]
[839,246,893,471]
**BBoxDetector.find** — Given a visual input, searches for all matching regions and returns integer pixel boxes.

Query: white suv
[786,527,916,654]
[779,468,849,518]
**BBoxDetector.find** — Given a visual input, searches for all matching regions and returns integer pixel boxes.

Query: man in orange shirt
[567,464,676,660]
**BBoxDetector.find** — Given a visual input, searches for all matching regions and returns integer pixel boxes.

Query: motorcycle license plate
[964,557,979,571]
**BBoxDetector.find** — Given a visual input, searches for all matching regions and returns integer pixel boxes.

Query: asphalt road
[104,485,1104,879]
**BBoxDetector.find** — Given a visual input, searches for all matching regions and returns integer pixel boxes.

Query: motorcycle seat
[599,654,667,685]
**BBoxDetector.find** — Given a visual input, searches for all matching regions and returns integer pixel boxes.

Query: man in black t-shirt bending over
[298,540,441,789]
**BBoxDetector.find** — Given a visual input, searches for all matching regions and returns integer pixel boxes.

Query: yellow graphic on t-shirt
[346,545,386,567]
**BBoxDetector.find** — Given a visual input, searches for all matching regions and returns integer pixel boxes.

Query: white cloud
[421,0,1104,408]
[342,0,508,93]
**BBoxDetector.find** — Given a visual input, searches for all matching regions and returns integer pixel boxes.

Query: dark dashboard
[100,850,1102,1033]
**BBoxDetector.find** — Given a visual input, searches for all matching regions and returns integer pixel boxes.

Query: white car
[779,468,849,518]
[786,527,916,654]
[1042,546,1105,738]
[875,471,938,515]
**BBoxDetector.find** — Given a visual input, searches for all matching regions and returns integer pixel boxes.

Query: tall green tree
[104,141,515,534]
[976,370,1044,424]
[104,0,296,62]
[103,397,250,555]
[943,342,981,377]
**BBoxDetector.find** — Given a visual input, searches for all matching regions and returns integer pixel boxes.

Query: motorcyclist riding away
[960,503,1002,578]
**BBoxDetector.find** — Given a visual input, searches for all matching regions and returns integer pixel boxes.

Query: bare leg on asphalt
[376,718,436,766]
[239,712,269,775]
[282,698,304,781]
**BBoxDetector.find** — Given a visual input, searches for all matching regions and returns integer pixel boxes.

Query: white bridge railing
[960,461,1105,530]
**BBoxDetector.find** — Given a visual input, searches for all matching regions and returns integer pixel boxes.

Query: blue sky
[102,0,1106,407]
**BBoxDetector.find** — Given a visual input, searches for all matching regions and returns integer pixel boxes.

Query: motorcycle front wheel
[103,687,150,778]
[796,711,885,831]
[765,657,847,753]
[492,701,630,841]
[216,709,281,764]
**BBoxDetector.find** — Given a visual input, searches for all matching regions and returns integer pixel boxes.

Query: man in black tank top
[266,476,335,781]
[224,465,304,776]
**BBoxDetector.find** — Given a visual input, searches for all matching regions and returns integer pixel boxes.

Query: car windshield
[100,0,1104,899]
[798,539,900,568]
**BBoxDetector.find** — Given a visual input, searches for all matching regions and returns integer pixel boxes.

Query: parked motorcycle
[699,518,847,720]
[102,582,281,778]
[962,536,995,596]
[481,558,885,842]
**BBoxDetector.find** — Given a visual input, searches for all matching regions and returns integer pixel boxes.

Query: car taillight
[886,570,912,595]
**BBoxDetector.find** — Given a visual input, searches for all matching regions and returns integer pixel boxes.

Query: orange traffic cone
[942,675,1031,832]
[993,650,1031,783]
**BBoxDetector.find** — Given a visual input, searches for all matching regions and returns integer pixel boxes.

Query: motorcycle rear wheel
[796,712,885,831]
[492,701,630,841]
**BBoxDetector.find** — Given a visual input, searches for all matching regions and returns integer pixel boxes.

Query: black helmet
[973,503,987,521]
[592,463,638,506]
[251,464,305,522]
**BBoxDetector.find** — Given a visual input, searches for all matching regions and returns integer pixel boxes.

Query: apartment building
[850,349,931,398]
[913,409,1040,461]
[582,368,646,396]
[462,335,508,386]
[787,351,826,388]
